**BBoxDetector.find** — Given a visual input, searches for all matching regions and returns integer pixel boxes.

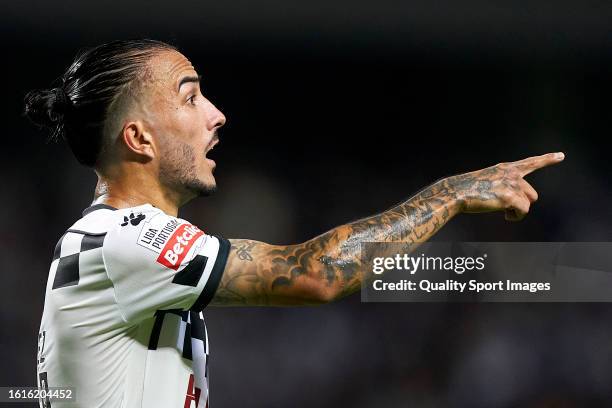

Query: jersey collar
[82,203,118,217]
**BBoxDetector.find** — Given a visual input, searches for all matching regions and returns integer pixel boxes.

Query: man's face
[138,49,226,199]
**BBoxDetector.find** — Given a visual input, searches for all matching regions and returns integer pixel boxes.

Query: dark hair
[24,39,176,167]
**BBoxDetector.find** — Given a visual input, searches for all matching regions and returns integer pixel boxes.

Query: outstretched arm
[210,152,564,306]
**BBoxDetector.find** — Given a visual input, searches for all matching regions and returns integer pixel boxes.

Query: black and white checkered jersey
[37,203,230,408]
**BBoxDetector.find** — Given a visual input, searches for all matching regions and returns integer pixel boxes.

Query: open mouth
[204,137,219,167]
[205,138,219,156]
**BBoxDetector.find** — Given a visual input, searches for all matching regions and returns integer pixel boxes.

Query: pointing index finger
[513,152,565,176]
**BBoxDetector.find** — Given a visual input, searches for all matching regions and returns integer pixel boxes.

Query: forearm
[213,178,462,306]
[308,177,462,300]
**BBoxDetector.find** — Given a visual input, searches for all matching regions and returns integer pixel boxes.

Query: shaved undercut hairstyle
[23,39,175,167]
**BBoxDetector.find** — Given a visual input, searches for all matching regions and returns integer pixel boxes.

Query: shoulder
[103,205,209,270]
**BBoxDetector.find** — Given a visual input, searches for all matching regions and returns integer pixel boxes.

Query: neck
[92,165,183,217]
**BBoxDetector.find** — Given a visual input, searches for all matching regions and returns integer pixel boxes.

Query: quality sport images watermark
[360,242,612,302]
[370,252,550,293]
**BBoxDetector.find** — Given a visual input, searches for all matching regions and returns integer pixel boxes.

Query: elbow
[304,266,353,304]
[309,282,340,305]
[291,261,348,304]
[289,278,337,305]
[315,289,337,305]
[274,276,337,305]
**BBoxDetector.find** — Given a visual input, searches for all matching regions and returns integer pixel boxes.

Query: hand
[447,152,565,221]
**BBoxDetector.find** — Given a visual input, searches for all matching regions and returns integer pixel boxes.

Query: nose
[206,100,226,130]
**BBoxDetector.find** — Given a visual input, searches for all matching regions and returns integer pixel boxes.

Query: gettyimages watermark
[360,242,612,302]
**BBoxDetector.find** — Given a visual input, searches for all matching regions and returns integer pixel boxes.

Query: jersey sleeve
[103,209,230,323]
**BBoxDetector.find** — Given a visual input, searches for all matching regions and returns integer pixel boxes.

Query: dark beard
[185,178,217,197]
[159,138,217,200]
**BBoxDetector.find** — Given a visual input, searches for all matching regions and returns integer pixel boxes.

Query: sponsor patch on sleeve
[156,223,205,270]
[136,215,206,270]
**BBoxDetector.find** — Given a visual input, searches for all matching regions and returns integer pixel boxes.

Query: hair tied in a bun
[52,87,71,115]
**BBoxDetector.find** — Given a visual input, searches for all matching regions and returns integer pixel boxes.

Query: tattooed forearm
[212,177,461,306]
[210,153,564,306]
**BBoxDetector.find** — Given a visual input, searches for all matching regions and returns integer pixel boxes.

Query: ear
[121,121,155,161]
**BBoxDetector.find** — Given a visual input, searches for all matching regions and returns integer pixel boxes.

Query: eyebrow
[178,75,202,91]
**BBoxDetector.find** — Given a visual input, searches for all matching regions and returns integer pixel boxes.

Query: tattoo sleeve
[209,176,471,306]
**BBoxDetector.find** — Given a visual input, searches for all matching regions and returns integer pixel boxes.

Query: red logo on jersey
[156,223,204,270]
[184,374,202,408]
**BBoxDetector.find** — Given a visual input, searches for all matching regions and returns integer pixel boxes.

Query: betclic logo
[156,223,204,270]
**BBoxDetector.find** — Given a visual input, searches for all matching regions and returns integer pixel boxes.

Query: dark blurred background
[2,1,612,407]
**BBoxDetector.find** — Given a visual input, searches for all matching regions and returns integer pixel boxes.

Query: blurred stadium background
[2,1,612,406]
